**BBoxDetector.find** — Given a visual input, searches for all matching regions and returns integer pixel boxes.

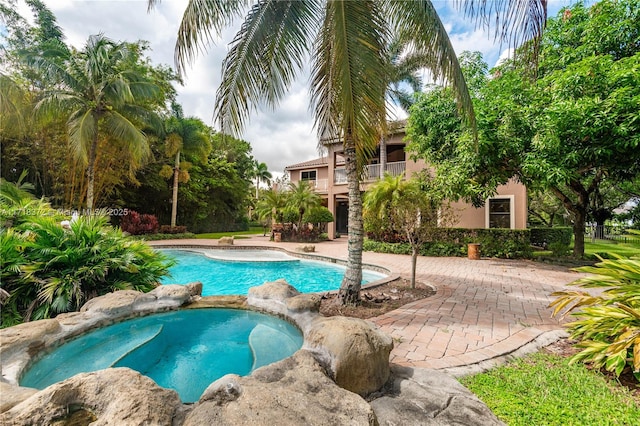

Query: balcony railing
[334,161,406,184]
[307,178,328,192]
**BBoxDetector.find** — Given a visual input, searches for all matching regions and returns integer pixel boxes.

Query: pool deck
[149,236,583,374]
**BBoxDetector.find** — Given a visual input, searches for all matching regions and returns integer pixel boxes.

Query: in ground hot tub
[20,308,302,403]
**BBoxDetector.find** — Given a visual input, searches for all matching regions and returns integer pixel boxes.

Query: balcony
[334,161,406,184]
[307,178,328,193]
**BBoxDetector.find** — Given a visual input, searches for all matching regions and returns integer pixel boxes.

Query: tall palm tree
[29,34,161,210]
[254,187,289,227]
[253,161,272,200]
[149,0,547,304]
[161,102,211,227]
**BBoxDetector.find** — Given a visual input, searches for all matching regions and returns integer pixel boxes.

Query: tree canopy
[407,0,640,257]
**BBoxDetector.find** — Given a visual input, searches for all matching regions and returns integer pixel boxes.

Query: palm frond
[67,108,96,165]
[456,0,547,60]
[387,0,475,130]
[215,0,319,135]
[311,0,388,164]
[155,0,250,76]
[102,110,151,163]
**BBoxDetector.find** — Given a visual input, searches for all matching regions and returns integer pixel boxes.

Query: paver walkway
[151,236,583,371]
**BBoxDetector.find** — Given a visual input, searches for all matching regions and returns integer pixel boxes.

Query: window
[486,196,514,229]
[301,170,316,181]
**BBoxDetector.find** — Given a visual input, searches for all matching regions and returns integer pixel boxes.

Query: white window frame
[485,195,515,229]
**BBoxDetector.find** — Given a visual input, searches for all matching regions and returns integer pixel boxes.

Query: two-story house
[285,125,527,239]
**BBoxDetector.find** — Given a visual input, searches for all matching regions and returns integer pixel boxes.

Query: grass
[195,226,265,239]
[460,353,640,426]
[533,239,640,260]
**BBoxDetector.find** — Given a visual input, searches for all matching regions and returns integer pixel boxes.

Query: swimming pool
[20,309,303,403]
[159,249,386,296]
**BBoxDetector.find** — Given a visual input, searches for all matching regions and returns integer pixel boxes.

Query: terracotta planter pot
[467,243,481,260]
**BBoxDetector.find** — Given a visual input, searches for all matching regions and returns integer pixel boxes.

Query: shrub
[159,225,188,234]
[550,255,640,381]
[303,206,334,224]
[138,232,197,241]
[364,228,531,259]
[1,215,174,327]
[120,211,159,235]
[549,241,571,257]
[530,227,572,249]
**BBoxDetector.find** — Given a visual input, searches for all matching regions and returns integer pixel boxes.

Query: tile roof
[284,157,328,170]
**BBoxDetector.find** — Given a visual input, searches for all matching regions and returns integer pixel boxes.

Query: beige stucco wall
[450,179,527,229]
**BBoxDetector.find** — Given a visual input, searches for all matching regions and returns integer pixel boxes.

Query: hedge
[365,228,532,259]
[530,227,572,248]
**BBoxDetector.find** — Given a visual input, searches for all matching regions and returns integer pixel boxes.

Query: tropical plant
[160,102,211,227]
[286,180,321,230]
[150,0,548,304]
[0,214,174,326]
[549,255,640,381]
[27,34,162,210]
[364,174,449,287]
[254,187,289,226]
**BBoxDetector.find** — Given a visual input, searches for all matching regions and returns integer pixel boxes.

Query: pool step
[110,325,164,368]
[248,324,301,370]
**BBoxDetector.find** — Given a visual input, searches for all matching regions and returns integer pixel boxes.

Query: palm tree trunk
[86,133,98,211]
[171,150,180,227]
[411,247,418,289]
[338,139,363,305]
[379,136,387,178]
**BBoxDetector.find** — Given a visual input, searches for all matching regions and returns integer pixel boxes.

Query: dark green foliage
[548,242,571,257]
[364,228,532,259]
[1,215,174,327]
[530,227,573,248]
[303,206,334,224]
[137,232,197,241]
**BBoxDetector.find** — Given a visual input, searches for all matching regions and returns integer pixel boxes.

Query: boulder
[184,350,377,425]
[286,293,321,313]
[0,382,38,413]
[305,316,393,396]
[1,368,182,426]
[248,279,300,301]
[218,236,234,246]
[184,281,203,297]
[149,284,192,306]
[370,365,505,426]
[80,290,155,315]
[297,244,315,253]
[0,319,61,361]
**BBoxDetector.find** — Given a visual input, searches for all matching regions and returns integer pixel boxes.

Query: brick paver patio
[151,236,582,371]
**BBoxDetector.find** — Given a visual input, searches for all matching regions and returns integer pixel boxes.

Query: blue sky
[20,1,589,177]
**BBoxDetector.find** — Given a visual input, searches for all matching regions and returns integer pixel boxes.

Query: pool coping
[151,244,402,292]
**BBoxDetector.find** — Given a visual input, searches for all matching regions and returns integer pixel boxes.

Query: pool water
[160,249,386,296]
[20,309,303,403]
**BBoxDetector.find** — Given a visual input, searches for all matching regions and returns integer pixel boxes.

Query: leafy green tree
[27,34,163,210]
[364,174,449,288]
[159,103,211,227]
[150,0,547,304]
[408,1,640,257]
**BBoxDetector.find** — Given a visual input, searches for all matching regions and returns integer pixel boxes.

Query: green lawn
[195,226,265,239]
[533,238,640,259]
[584,239,640,258]
[460,353,640,426]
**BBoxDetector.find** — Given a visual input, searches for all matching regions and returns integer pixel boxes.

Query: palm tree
[380,35,428,177]
[287,180,321,230]
[161,102,211,227]
[254,187,289,229]
[29,34,161,210]
[253,161,272,200]
[149,0,547,304]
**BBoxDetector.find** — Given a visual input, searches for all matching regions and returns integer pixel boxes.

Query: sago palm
[149,0,547,303]
[28,34,161,210]
[161,102,211,227]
